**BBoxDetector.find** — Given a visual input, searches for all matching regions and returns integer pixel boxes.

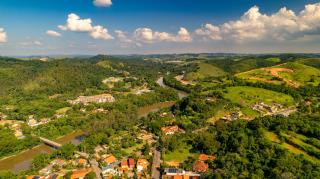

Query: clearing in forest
[263,130,320,164]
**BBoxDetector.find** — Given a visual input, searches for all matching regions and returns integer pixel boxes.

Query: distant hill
[298,58,320,69]
[236,62,320,87]
[205,57,284,74]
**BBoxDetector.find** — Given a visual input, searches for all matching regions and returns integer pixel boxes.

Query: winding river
[138,77,188,118]
[156,77,188,99]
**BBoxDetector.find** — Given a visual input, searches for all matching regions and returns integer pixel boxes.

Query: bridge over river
[39,137,62,148]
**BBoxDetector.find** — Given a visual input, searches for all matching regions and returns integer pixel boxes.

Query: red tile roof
[121,159,128,167]
[193,161,208,173]
[128,158,135,167]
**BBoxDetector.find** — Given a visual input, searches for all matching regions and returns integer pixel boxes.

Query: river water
[138,77,189,118]
[156,77,188,99]
[0,131,85,172]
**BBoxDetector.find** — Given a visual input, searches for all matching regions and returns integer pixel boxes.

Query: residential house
[128,158,135,169]
[161,125,180,135]
[11,123,25,139]
[137,159,149,173]
[121,159,129,172]
[162,168,200,179]
[104,155,117,165]
[39,165,52,176]
[27,117,38,127]
[102,165,120,178]
[77,158,88,167]
[70,168,92,179]
[193,161,208,173]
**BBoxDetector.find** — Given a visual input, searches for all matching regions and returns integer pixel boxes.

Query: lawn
[163,145,195,163]
[223,86,295,107]
[122,141,145,154]
[185,62,227,80]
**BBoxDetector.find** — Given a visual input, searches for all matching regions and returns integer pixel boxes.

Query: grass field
[263,130,320,164]
[163,145,194,163]
[236,62,320,87]
[223,86,295,107]
[266,57,281,63]
[283,134,320,151]
[56,107,71,114]
[185,62,227,80]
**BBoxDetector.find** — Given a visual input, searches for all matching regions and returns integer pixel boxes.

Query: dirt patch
[250,67,299,88]
[175,75,193,85]
[263,68,293,77]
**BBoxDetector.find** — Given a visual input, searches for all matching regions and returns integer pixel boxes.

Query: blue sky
[0,0,320,55]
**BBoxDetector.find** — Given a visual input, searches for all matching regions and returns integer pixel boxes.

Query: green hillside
[298,58,320,69]
[206,57,282,73]
[237,62,320,87]
[184,62,227,80]
[223,86,295,107]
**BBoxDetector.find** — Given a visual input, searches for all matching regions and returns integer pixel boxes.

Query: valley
[0,54,319,179]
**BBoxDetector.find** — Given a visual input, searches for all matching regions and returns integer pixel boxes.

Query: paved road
[90,159,102,179]
[151,149,161,179]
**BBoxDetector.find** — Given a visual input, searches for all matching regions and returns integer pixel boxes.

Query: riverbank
[0,130,85,172]
[156,76,188,99]
[137,101,176,118]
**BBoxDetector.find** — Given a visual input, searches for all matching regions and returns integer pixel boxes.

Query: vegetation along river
[0,131,85,172]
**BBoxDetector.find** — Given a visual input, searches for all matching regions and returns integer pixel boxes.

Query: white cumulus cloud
[0,28,7,43]
[195,24,222,40]
[134,27,192,43]
[46,30,61,37]
[93,0,112,7]
[90,25,114,40]
[115,30,143,48]
[59,13,93,32]
[58,13,113,40]
[115,30,133,43]
[176,27,192,42]
[195,2,320,42]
